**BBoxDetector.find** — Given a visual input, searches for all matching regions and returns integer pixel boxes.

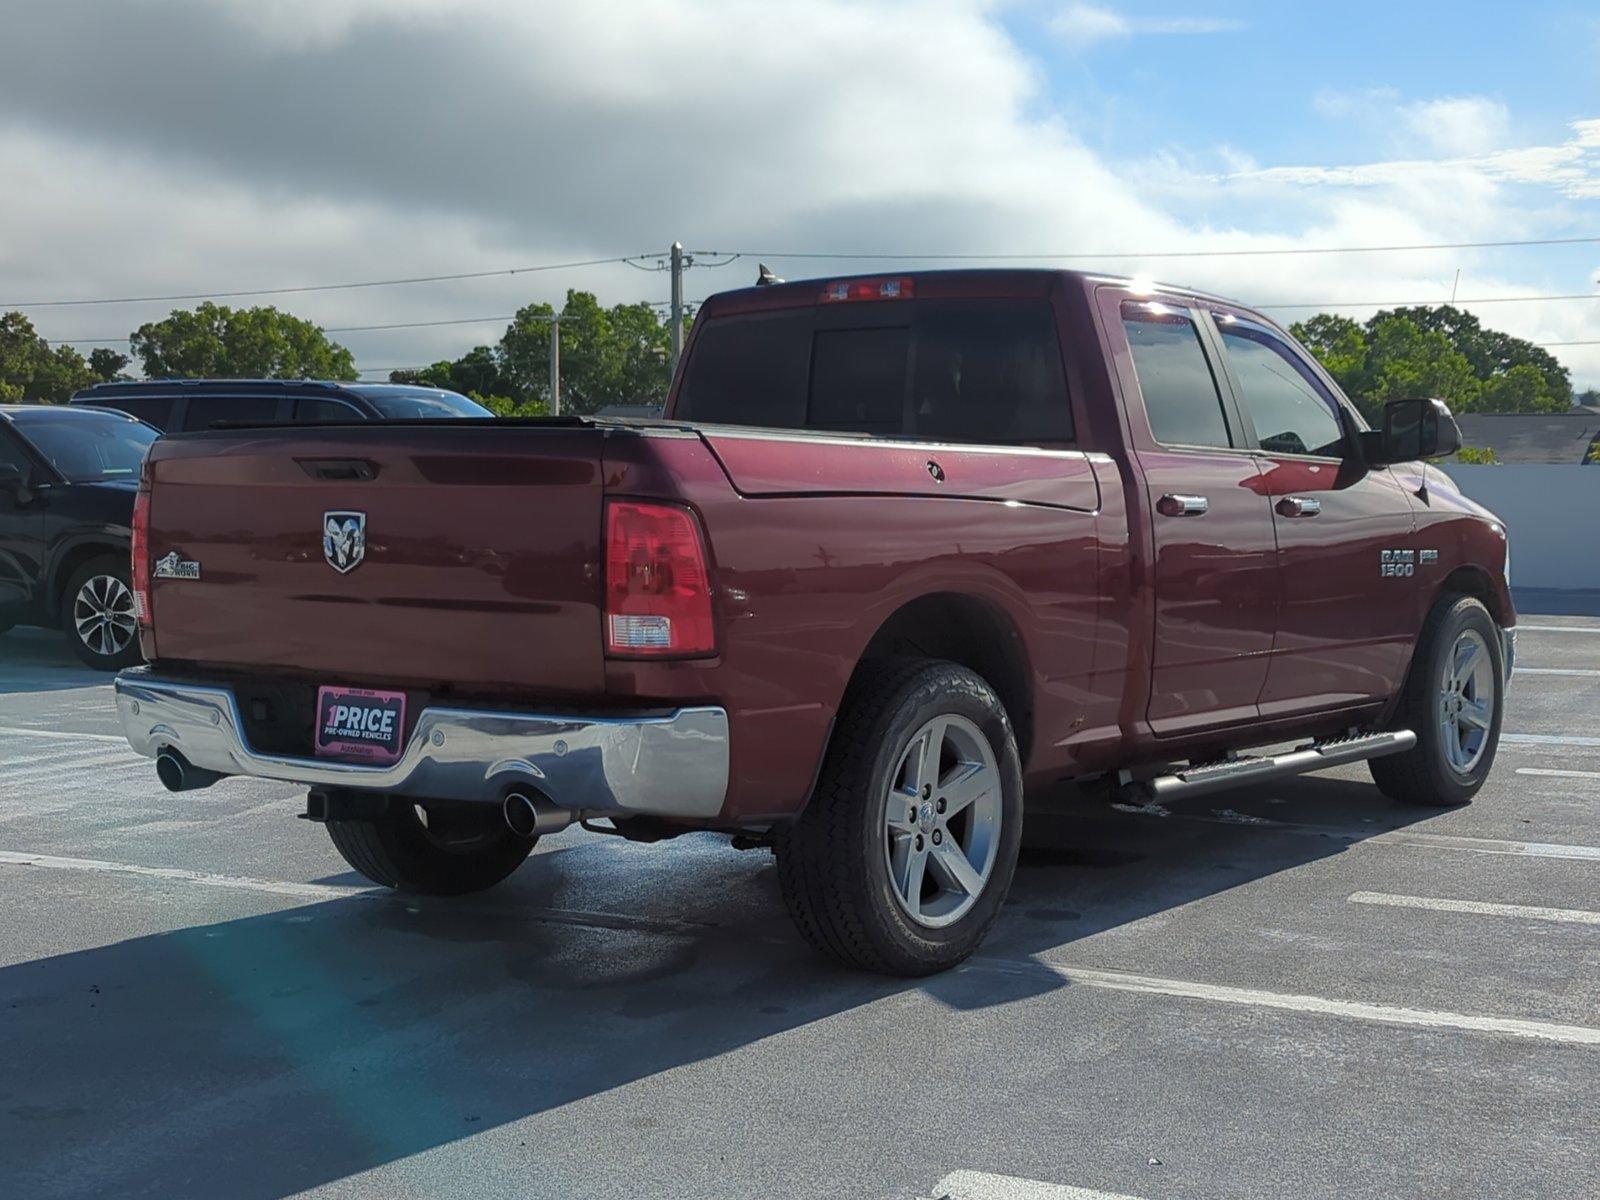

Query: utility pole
[549,317,561,416]
[669,241,685,381]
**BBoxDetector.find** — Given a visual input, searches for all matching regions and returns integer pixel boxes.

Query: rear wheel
[62,555,141,670]
[1370,595,1504,807]
[326,801,535,895]
[775,658,1023,975]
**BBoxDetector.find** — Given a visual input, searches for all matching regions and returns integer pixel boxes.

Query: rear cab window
[676,293,1073,445]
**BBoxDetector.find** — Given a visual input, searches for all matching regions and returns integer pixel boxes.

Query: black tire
[61,554,142,670]
[326,801,535,895]
[1370,595,1504,807]
[775,658,1024,976]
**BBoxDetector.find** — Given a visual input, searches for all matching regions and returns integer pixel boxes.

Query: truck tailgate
[144,425,606,695]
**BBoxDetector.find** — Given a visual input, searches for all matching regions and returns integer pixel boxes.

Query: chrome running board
[1135,730,1417,801]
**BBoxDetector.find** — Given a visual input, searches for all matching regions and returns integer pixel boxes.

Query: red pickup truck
[115,270,1513,974]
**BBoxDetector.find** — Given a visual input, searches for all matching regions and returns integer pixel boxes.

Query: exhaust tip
[503,791,540,839]
[155,750,187,793]
[155,748,222,792]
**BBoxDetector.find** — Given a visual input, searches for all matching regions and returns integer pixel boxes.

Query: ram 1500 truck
[114,270,1514,975]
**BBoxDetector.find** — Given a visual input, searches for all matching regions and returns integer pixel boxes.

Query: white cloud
[0,1,1593,389]
[1227,118,1600,200]
[1051,3,1245,46]
[1400,96,1512,157]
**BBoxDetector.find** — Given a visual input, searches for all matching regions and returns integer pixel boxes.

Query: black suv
[69,379,493,431]
[0,405,158,669]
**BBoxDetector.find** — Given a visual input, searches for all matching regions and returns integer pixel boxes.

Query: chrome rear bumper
[113,670,730,819]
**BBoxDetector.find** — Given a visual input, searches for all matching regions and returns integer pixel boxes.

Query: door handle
[1276,496,1322,518]
[1157,493,1209,517]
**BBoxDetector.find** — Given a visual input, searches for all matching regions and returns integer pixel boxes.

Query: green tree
[1363,314,1481,413]
[1291,305,1573,418]
[1479,363,1567,413]
[0,311,98,402]
[425,289,678,416]
[131,302,357,380]
[88,347,131,382]
[1384,305,1571,407]
[391,346,517,409]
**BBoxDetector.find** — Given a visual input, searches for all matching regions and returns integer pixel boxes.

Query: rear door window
[1214,318,1346,457]
[181,395,285,431]
[1121,302,1234,449]
[89,396,177,431]
[676,298,1072,444]
[295,398,365,422]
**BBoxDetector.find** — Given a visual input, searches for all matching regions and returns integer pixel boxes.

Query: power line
[48,300,686,346]
[701,234,1600,262]
[1257,292,1600,311]
[0,253,656,310]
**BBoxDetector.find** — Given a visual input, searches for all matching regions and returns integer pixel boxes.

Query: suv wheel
[776,658,1023,975]
[325,801,535,895]
[1370,595,1505,806]
[62,555,142,670]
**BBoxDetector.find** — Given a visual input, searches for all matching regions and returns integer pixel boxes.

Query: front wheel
[326,801,535,895]
[62,555,142,669]
[1370,595,1505,806]
[776,658,1023,976]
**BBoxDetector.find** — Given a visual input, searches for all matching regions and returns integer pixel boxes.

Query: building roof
[1454,411,1600,464]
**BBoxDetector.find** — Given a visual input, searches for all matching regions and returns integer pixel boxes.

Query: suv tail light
[604,500,715,657]
[131,486,152,629]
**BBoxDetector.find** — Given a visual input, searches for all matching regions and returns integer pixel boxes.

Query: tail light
[818,277,915,303]
[131,486,152,629]
[604,500,715,657]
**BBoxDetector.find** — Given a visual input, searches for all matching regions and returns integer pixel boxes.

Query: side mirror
[1362,397,1462,466]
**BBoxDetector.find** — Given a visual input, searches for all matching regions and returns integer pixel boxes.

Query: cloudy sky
[1,0,1597,387]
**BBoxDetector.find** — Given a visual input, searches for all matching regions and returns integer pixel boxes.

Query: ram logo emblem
[323,511,367,574]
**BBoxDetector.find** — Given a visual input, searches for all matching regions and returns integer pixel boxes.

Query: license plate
[314,686,407,765]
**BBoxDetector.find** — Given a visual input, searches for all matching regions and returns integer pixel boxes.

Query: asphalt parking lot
[2,612,1597,1200]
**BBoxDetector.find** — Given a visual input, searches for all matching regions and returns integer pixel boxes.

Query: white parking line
[0,848,724,937]
[0,725,126,744]
[923,1172,1145,1200]
[1367,831,1600,861]
[1500,733,1600,748]
[1350,891,1600,926]
[0,849,371,899]
[1516,668,1600,677]
[1517,624,1600,633]
[1158,811,1600,861]
[6,847,1598,1046]
[977,959,1600,1045]
[1517,767,1600,780]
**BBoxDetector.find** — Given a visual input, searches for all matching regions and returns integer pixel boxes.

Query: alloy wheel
[73,574,137,660]
[883,714,1002,928]
[1439,628,1494,774]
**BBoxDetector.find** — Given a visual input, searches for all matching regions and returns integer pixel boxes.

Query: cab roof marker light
[818,277,916,304]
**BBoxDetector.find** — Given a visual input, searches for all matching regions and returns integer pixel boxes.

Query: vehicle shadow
[0,628,113,694]
[1,773,1435,1200]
